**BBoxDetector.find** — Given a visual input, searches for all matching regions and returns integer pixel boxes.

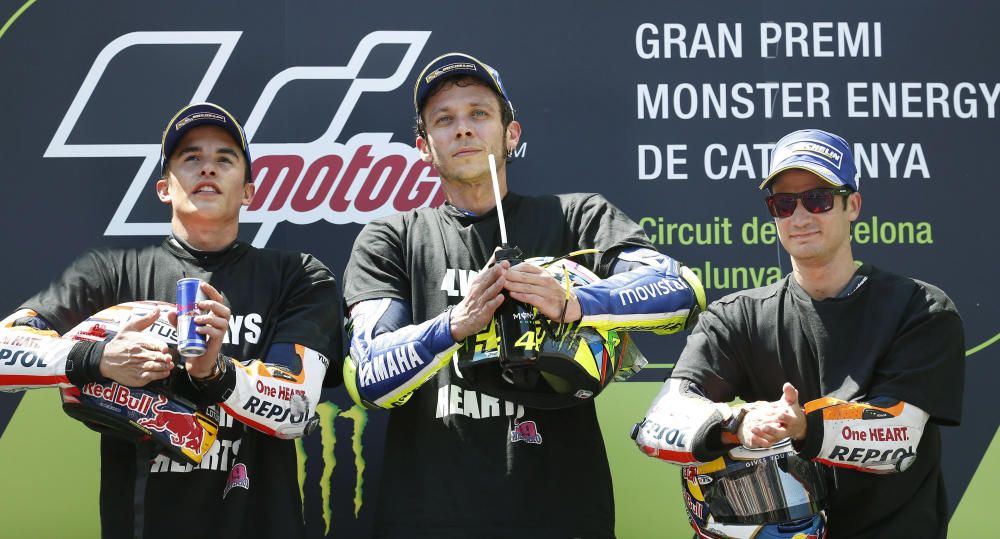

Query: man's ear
[156,177,172,204]
[847,192,862,222]
[242,182,256,206]
[416,135,433,163]
[505,120,522,154]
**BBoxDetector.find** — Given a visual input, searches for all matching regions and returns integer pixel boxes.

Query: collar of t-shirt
[165,235,248,269]
[789,264,872,302]
[440,191,522,224]
[836,271,870,298]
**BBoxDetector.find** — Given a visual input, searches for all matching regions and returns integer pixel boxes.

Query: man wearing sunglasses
[633,129,965,538]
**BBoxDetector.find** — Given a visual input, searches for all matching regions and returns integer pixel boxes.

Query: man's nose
[199,162,217,176]
[454,117,473,138]
[789,200,812,221]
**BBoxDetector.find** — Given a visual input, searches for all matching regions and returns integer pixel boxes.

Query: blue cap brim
[759,155,850,190]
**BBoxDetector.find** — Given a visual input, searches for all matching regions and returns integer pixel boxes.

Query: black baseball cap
[160,102,253,182]
[413,52,514,118]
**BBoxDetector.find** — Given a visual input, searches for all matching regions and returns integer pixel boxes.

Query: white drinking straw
[487,154,508,245]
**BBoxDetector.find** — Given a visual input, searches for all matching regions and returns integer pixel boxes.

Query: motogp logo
[45,30,438,247]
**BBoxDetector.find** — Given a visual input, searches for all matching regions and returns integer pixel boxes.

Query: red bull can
[176,278,207,357]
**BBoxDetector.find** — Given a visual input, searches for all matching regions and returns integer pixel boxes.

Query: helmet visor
[701,447,827,525]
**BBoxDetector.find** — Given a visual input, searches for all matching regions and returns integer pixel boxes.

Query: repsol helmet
[455,254,647,409]
[59,301,219,465]
[682,439,828,539]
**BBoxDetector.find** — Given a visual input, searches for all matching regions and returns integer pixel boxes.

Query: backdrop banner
[0,1,994,537]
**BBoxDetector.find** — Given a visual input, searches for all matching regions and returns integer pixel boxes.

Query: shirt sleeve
[867,297,965,426]
[669,303,748,403]
[343,219,410,307]
[566,194,655,278]
[266,254,342,364]
[20,249,117,334]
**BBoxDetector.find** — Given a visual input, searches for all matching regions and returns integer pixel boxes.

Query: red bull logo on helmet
[80,382,155,415]
[138,396,207,454]
[683,490,705,520]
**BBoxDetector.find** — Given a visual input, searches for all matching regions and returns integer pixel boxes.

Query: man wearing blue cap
[633,129,965,538]
[342,52,706,537]
[3,102,340,538]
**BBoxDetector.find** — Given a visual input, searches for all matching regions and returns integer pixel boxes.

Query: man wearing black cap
[633,129,965,538]
[342,52,705,537]
[2,102,340,538]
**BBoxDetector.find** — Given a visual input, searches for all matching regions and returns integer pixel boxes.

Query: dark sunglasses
[765,187,852,218]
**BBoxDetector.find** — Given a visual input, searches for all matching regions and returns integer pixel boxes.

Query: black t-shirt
[344,192,652,539]
[22,238,340,539]
[671,264,964,539]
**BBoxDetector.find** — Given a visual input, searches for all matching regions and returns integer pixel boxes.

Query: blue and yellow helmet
[455,255,647,409]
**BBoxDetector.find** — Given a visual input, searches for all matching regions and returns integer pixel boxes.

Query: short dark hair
[414,75,514,140]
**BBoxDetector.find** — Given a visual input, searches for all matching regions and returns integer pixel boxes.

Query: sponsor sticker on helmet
[510,419,543,444]
[223,463,251,499]
[138,396,208,454]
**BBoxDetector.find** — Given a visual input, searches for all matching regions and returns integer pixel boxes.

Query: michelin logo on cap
[782,140,843,168]
[772,140,844,169]
[176,111,226,131]
[426,62,476,84]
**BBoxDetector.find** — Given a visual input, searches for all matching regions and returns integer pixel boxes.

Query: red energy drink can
[176,278,207,357]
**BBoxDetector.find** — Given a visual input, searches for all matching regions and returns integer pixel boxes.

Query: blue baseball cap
[760,129,858,192]
[413,52,514,118]
[160,102,252,182]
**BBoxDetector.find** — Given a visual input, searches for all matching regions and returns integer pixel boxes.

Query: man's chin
[787,246,829,263]
[441,170,491,184]
[176,202,229,221]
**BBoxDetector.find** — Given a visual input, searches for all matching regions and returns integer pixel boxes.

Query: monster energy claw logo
[296,402,368,535]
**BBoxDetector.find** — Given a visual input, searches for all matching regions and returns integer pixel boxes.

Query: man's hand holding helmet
[99,308,174,386]
[738,383,807,448]
[449,253,510,341]
[504,261,581,323]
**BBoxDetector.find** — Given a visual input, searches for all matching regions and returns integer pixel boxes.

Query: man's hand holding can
[172,279,232,380]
